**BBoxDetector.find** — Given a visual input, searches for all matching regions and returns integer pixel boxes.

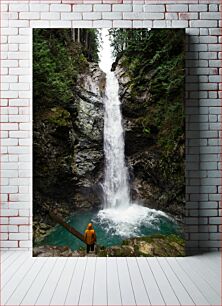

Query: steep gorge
[33,29,185,245]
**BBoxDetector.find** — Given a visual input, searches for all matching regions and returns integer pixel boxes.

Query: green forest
[33,29,100,111]
[33,29,185,257]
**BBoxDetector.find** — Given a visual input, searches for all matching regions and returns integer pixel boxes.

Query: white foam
[96,204,171,238]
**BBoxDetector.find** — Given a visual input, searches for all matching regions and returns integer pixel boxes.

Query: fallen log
[48,210,85,243]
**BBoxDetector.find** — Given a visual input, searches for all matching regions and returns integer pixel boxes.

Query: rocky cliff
[33,63,105,240]
[113,55,185,219]
[72,64,106,209]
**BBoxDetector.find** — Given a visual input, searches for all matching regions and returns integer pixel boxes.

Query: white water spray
[99,29,130,209]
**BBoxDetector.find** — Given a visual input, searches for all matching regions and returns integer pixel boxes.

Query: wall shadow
[185,33,201,256]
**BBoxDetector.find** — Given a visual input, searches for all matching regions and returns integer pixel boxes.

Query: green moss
[122,239,130,245]
[167,234,185,246]
[98,250,107,257]
[138,234,165,242]
[48,107,71,127]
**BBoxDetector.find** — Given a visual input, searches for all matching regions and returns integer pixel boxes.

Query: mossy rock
[48,107,71,127]
[35,233,185,257]
[121,234,185,257]
[98,234,185,257]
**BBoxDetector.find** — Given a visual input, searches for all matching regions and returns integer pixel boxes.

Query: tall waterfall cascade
[97,29,170,238]
[99,29,130,209]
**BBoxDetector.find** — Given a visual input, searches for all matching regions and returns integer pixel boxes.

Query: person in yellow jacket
[84,223,96,254]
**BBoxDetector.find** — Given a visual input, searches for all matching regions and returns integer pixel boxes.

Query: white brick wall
[1,0,221,254]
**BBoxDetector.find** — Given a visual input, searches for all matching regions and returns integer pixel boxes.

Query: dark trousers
[86,244,95,253]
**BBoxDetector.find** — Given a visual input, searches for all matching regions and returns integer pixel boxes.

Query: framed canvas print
[33,28,185,257]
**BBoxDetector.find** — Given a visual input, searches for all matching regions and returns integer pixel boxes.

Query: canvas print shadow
[33,28,185,257]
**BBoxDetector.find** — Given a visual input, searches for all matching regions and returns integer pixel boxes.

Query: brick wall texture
[0,0,221,254]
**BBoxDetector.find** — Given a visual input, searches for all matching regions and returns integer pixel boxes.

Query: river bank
[33,234,185,257]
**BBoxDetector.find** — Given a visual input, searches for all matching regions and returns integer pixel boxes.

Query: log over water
[48,210,85,243]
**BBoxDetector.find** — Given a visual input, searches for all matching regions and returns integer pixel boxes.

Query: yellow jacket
[84,223,96,245]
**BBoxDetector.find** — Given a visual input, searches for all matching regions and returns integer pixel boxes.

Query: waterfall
[96,29,172,239]
[99,29,130,209]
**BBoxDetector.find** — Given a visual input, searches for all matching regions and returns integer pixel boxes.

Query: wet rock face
[115,58,152,118]
[114,58,156,162]
[128,151,163,206]
[72,63,105,208]
[114,57,184,219]
[33,62,105,217]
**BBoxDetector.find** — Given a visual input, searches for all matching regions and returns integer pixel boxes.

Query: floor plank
[117,257,136,305]
[1,252,28,290]
[50,258,78,305]
[93,257,107,306]
[5,257,47,305]
[186,256,220,293]
[176,257,221,305]
[21,257,57,305]
[137,257,165,305]
[147,257,180,305]
[167,257,210,305]
[64,257,87,305]
[1,251,220,306]
[78,257,96,305]
[157,258,195,305]
[1,256,36,305]
[0,251,14,263]
[195,252,220,274]
[35,258,66,306]
[2,251,22,273]
[127,257,150,305]
[107,257,122,306]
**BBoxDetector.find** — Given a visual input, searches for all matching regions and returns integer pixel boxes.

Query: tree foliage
[109,28,150,57]
[33,29,100,111]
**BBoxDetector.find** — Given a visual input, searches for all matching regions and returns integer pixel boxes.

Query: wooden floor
[1,251,220,306]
